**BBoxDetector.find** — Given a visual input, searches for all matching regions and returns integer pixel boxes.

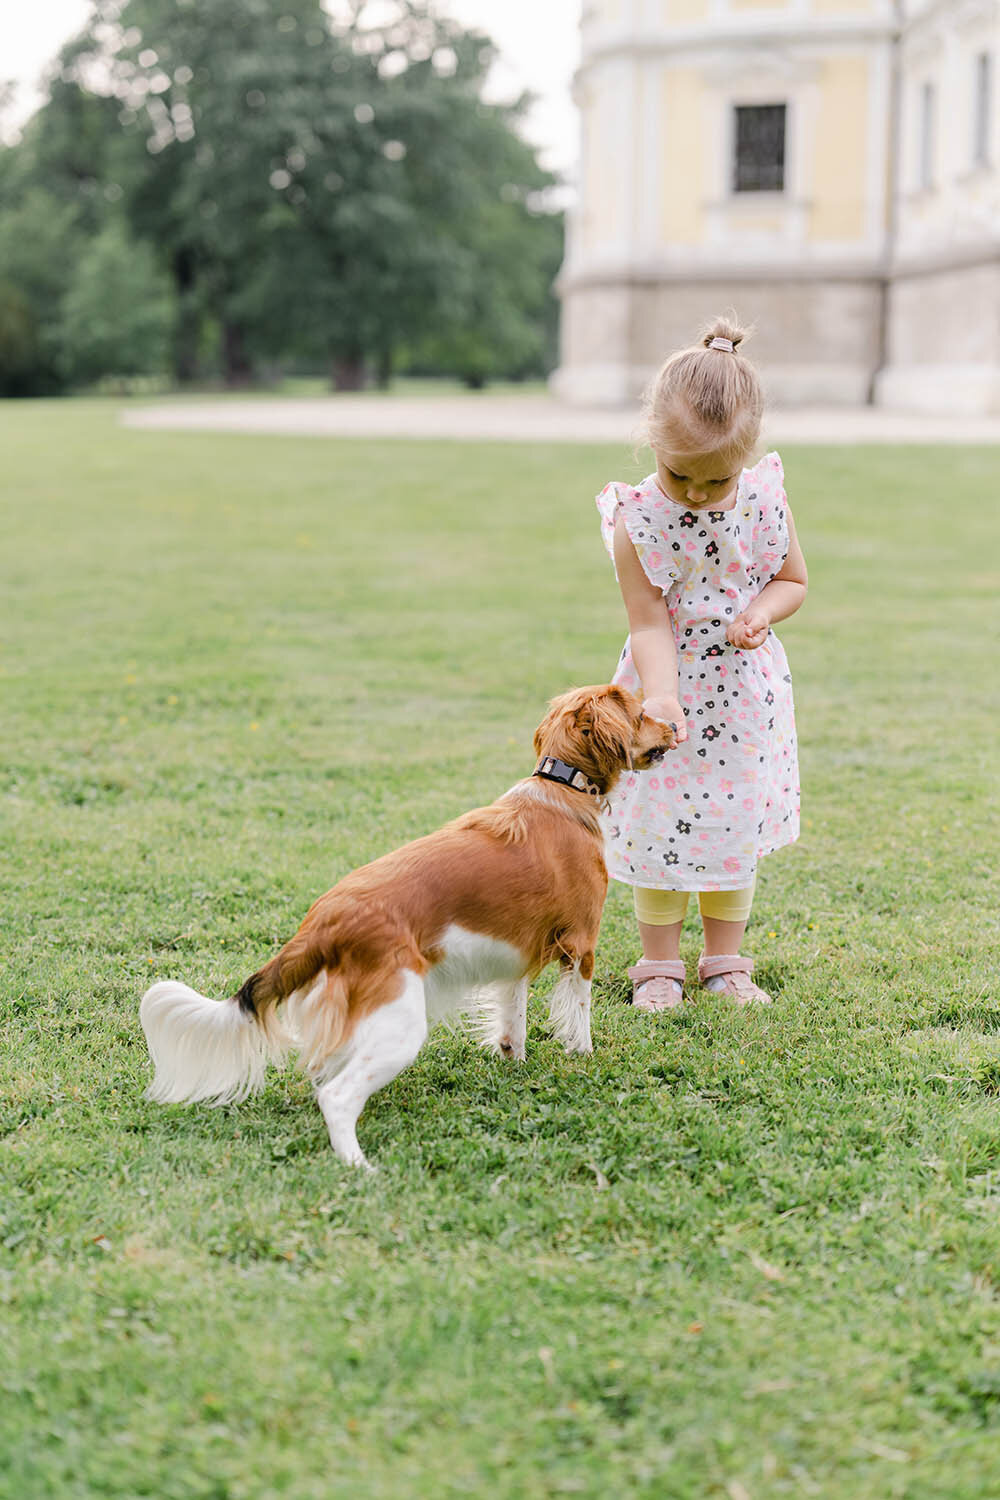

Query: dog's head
[533,685,677,794]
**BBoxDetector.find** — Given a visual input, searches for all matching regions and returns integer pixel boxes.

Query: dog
[139,684,676,1168]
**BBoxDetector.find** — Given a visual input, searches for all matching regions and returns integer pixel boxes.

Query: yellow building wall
[632,65,646,244]
[809,54,870,240]
[580,76,628,250]
[730,0,788,12]
[731,213,787,233]
[660,68,707,245]
[660,0,709,23]
[811,0,876,13]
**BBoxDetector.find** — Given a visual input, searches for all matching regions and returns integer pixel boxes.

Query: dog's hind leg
[476,977,529,1061]
[548,953,594,1056]
[314,970,427,1170]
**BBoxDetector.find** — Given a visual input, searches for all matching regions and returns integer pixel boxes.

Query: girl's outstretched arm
[613,514,687,743]
[727,507,808,650]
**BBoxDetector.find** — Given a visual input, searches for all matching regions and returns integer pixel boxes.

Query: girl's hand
[642,696,687,745]
[727,605,769,650]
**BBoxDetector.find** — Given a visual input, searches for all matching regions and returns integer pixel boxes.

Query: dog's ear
[533,699,561,756]
[609,685,645,731]
[536,688,584,756]
[601,685,634,713]
[580,692,635,773]
[579,684,640,727]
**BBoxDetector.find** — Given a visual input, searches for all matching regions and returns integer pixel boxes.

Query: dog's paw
[479,1032,526,1061]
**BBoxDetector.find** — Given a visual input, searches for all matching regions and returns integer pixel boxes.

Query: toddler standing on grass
[596,317,808,1011]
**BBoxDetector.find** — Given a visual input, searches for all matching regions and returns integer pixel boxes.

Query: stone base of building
[874,363,1000,416]
[873,255,1000,415]
[550,360,875,408]
[553,271,884,409]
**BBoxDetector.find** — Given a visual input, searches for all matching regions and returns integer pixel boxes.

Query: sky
[0,0,581,176]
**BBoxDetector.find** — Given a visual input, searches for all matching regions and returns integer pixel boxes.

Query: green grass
[91,373,550,400]
[2,399,999,1499]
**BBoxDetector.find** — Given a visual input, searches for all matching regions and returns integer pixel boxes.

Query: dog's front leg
[498,977,528,1060]
[477,978,528,1061]
[548,956,593,1056]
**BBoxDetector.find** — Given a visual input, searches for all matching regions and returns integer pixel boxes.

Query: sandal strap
[627,959,686,984]
[698,953,754,982]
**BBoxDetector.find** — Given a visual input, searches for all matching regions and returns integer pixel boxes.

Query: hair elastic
[708,336,735,352]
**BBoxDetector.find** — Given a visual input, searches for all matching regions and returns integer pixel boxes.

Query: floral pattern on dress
[596,451,800,890]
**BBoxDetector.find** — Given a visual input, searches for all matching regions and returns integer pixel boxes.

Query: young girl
[596,317,807,1011]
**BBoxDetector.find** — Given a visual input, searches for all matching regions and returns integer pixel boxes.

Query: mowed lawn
[2,399,999,1499]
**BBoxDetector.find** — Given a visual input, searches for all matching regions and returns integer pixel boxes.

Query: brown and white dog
[139,685,676,1168]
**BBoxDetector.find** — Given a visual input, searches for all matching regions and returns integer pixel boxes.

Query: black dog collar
[533,756,605,800]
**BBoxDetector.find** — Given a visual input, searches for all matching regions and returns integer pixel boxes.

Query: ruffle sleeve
[744,451,790,591]
[595,480,678,594]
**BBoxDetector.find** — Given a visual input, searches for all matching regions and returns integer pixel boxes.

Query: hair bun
[701,316,748,352]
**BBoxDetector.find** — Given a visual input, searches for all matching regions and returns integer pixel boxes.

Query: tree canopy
[0,0,563,392]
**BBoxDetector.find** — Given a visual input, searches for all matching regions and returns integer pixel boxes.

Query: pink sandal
[698,954,772,1006]
[627,958,687,1012]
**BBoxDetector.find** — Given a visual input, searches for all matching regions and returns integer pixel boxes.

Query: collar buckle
[533,756,605,801]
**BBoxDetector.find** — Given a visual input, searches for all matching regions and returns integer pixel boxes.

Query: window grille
[732,103,786,193]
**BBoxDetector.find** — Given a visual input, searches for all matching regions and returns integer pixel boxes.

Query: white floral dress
[596,451,800,891]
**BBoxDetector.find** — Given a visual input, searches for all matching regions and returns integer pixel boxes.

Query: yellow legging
[634,877,756,926]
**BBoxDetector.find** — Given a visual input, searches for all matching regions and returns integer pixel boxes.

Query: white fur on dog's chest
[423,924,526,1021]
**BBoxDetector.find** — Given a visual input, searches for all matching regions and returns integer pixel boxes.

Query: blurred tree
[62,0,343,384]
[1,0,563,390]
[65,0,561,387]
[0,281,44,397]
[407,132,564,388]
[0,52,158,393]
[255,2,562,390]
[0,185,83,394]
[59,219,174,385]
[12,71,125,235]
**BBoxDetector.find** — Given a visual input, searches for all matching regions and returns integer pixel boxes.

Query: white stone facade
[554,0,1000,413]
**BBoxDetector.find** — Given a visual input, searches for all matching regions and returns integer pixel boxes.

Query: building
[553,0,1000,412]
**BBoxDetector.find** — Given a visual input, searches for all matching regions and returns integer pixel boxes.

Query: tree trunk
[375,347,393,390]
[222,322,254,388]
[330,348,366,391]
[171,249,199,385]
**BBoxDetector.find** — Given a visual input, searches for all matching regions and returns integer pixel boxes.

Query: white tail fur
[140,981,288,1106]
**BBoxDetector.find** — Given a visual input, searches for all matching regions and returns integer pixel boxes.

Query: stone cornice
[557,259,889,291]
[557,237,999,292]
[888,238,1000,277]
[901,0,998,37]
[576,19,898,78]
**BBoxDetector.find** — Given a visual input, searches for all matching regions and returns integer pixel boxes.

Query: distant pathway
[119,392,1000,445]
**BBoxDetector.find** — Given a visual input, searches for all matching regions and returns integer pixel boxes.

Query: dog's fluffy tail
[140,981,290,1106]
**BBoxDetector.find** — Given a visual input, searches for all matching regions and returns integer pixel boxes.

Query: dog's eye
[581,727,591,737]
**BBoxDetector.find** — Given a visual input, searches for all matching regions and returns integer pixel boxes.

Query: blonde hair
[641,315,764,469]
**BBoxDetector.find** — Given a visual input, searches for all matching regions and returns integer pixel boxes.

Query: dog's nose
[645,745,666,763]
